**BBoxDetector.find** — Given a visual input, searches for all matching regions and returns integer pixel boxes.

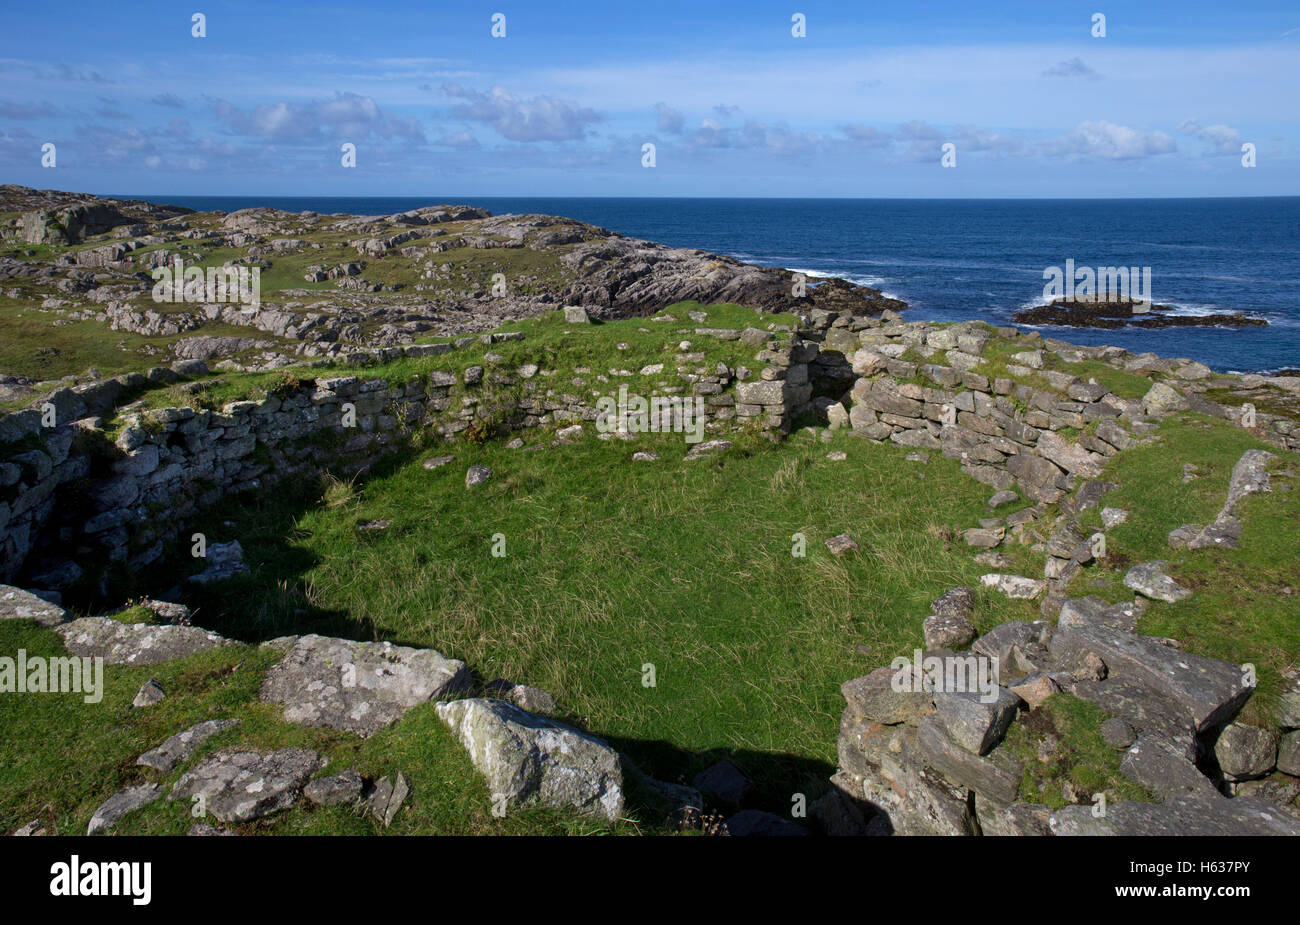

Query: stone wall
[0,337,745,590]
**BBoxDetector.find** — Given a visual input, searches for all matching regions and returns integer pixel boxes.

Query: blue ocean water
[122,195,1299,373]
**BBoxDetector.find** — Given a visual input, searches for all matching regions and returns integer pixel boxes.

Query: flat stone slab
[0,585,67,627]
[436,698,624,821]
[1052,625,1252,733]
[932,687,1022,756]
[55,617,232,665]
[88,783,162,835]
[1123,561,1191,603]
[169,748,325,823]
[304,769,364,806]
[365,772,410,827]
[1051,791,1300,836]
[260,634,471,737]
[137,719,240,772]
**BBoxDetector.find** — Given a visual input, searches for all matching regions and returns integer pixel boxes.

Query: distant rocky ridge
[0,185,904,386]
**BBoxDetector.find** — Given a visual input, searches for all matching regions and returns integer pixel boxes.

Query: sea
[117,195,1299,374]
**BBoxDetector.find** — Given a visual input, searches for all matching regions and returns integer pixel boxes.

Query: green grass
[1000,693,1154,810]
[1071,414,1300,724]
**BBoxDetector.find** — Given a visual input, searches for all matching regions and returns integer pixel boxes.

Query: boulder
[260,634,471,737]
[932,687,1022,755]
[435,698,624,820]
[841,666,934,725]
[693,760,751,807]
[1213,723,1279,780]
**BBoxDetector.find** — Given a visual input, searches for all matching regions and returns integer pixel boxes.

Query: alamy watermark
[595,385,706,444]
[1043,258,1151,313]
[0,650,103,703]
[891,649,1001,703]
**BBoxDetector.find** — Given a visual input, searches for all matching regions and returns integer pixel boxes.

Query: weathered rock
[365,772,411,827]
[435,698,624,820]
[825,533,859,556]
[984,801,1052,836]
[260,634,471,737]
[137,719,241,772]
[1213,723,1279,780]
[684,439,732,460]
[918,714,1022,807]
[55,617,231,665]
[1051,790,1300,836]
[88,783,162,835]
[132,679,165,708]
[485,679,557,714]
[0,585,67,627]
[422,455,455,470]
[931,587,975,619]
[169,748,326,823]
[932,688,1022,755]
[465,464,492,487]
[1100,717,1137,750]
[187,541,250,584]
[1142,382,1187,416]
[842,666,934,725]
[304,769,365,806]
[1279,731,1300,777]
[923,613,977,650]
[1123,561,1191,603]
[979,574,1047,599]
[1121,736,1216,797]
[1053,625,1251,733]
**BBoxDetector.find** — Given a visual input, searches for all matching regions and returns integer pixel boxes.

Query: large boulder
[260,634,470,737]
[435,698,624,821]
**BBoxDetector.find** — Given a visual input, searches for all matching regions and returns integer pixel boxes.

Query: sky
[0,0,1297,197]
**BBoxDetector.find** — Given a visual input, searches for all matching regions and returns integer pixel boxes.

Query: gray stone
[684,439,732,460]
[1214,723,1278,780]
[465,464,492,487]
[1279,730,1300,776]
[88,783,163,835]
[918,714,1022,807]
[304,769,365,806]
[563,305,591,323]
[1121,736,1217,797]
[55,617,231,665]
[485,679,557,714]
[169,748,326,823]
[422,455,455,470]
[985,802,1052,836]
[0,585,67,627]
[1123,561,1192,603]
[1051,790,1300,836]
[979,573,1047,599]
[1053,625,1251,733]
[987,490,1019,508]
[137,719,240,772]
[365,772,411,827]
[1100,717,1137,750]
[842,666,934,725]
[132,679,165,708]
[435,698,624,820]
[260,634,470,737]
[923,613,977,650]
[932,687,1022,755]
[187,540,250,584]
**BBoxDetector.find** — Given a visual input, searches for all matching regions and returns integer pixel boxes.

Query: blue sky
[1,0,1297,197]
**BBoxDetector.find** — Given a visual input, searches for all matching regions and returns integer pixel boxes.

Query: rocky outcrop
[54,616,231,665]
